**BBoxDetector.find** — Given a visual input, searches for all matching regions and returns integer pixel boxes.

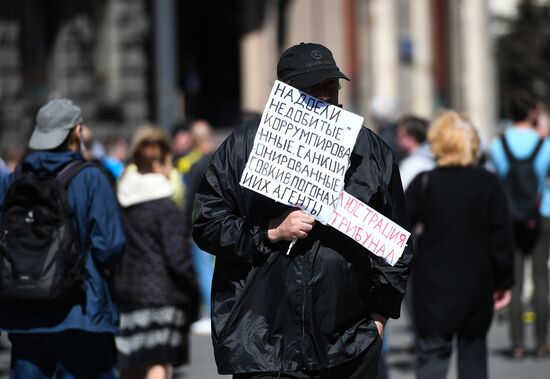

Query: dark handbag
[413,171,431,241]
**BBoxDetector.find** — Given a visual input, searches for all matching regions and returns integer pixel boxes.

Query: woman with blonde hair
[405,110,514,379]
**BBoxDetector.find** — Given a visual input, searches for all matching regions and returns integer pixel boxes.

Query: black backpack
[0,160,93,305]
[501,135,544,252]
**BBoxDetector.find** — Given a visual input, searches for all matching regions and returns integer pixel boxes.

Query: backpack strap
[13,165,24,180]
[528,138,545,163]
[420,170,430,200]
[56,160,94,188]
[500,135,516,163]
[501,134,544,163]
[418,170,431,219]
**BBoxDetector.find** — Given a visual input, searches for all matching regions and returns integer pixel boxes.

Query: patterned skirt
[115,304,190,369]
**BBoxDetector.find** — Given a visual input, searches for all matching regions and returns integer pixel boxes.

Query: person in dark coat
[0,99,125,378]
[115,128,199,379]
[490,92,550,358]
[405,110,514,379]
[193,42,413,378]
[184,120,217,335]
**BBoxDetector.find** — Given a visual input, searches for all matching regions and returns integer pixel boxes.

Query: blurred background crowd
[2,0,550,378]
[1,0,549,146]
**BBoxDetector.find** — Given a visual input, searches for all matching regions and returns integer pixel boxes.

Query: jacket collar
[23,151,83,174]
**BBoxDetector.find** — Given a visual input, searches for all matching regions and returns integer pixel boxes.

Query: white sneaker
[191,317,211,335]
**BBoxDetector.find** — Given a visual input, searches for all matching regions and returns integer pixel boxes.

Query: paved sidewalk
[384,313,550,379]
[177,312,550,379]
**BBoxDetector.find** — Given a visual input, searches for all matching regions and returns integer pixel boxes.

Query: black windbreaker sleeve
[368,161,413,319]
[192,123,273,264]
[347,128,413,320]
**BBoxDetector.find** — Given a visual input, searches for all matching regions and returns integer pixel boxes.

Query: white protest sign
[240,80,363,224]
[329,191,410,266]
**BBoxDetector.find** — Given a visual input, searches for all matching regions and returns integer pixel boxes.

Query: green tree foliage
[497,0,550,117]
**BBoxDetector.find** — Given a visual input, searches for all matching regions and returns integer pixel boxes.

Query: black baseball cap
[277,42,350,88]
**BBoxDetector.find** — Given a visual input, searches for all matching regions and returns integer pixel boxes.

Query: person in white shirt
[397,115,435,190]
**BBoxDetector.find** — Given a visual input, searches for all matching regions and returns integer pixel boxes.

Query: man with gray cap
[193,43,412,378]
[0,98,125,378]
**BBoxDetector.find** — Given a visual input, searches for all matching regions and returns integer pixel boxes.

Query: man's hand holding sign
[267,208,315,243]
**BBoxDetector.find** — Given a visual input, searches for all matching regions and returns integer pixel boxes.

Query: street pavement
[0,311,549,378]
[175,311,550,379]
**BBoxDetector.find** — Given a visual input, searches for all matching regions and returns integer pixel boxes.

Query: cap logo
[311,50,322,60]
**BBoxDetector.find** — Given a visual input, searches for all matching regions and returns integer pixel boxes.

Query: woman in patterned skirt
[115,128,199,379]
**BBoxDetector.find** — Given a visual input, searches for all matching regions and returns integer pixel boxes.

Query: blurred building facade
[0,0,150,149]
[242,0,500,142]
[0,0,522,150]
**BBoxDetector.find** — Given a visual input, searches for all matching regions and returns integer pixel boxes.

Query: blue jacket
[0,151,125,333]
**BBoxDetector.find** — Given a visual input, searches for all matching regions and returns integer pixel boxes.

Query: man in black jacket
[193,42,412,379]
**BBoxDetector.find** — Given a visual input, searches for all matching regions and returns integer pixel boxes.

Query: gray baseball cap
[29,99,83,150]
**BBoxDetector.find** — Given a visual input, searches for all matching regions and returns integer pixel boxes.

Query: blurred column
[95,0,149,129]
[241,0,351,114]
[96,0,120,103]
[49,16,96,118]
[0,21,25,146]
[410,0,434,119]
[367,0,399,109]
[321,0,350,108]
[285,0,350,108]
[344,0,359,110]
[356,0,372,119]
[240,1,278,114]
[154,0,176,132]
[286,0,315,42]
[458,0,495,139]
[448,0,464,112]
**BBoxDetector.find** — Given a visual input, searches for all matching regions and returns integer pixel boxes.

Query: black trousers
[415,334,487,379]
[510,216,550,349]
[9,331,117,378]
[233,335,382,379]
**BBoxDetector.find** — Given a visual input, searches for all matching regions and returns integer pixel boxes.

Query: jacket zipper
[301,239,320,369]
[301,245,308,368]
